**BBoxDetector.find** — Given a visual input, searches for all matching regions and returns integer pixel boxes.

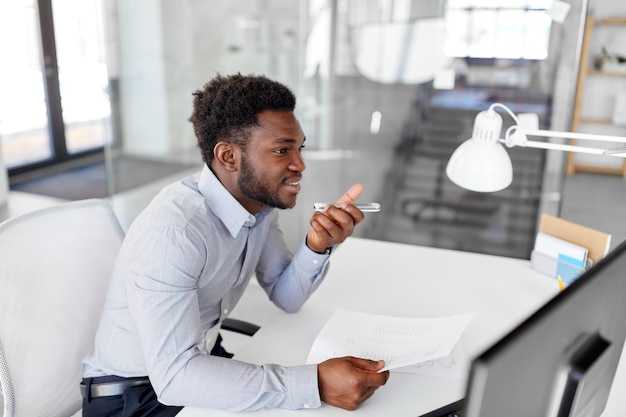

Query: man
[81,73,389,417]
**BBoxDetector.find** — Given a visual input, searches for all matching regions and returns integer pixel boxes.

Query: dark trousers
[82,334,232,417]
[82,375,182,417]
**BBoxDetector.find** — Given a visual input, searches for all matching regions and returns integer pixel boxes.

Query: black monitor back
[463,239,626,417]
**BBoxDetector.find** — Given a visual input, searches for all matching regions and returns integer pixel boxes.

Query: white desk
[179,237,625,417]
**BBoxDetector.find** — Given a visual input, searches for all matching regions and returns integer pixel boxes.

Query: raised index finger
[334,183,363,207]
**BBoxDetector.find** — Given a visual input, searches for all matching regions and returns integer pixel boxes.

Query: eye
[273,148,287,154]
[299,144,306,152]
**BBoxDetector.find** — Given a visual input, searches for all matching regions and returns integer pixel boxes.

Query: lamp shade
[446,138,513,192]
[446,108,513,192]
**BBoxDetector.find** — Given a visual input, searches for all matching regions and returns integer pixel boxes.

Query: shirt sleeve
[125,226,321,411]
[255,215,331,313]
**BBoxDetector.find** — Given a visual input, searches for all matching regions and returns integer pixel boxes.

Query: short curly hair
[189,73,296,166]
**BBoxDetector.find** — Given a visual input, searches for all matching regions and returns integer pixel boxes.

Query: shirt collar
[198,165,273,238]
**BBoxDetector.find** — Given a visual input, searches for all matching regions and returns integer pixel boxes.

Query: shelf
[595,17,626,26]
[566,15,626,177]
[586,69,626,77]
[577,117,613,125]
[567,164,626,176]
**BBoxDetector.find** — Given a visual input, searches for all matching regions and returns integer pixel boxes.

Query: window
[0,0,111,173]
[445,0,552,60]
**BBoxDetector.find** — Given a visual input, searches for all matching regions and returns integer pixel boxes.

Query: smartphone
[313,202,381,212]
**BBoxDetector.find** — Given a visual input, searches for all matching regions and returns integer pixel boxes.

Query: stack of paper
[531,215,612,285]
[531,232,587,284]
[538,214,611,264]
[306,307,474,374]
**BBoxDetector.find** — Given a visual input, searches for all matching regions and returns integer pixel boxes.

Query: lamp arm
[526,129,626,144]
[499,138,616,156]
[491,102,626,157]
[502,126,626,157]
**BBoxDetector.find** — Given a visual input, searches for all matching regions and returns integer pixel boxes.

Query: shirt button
[303,404,310,409]
[312,259,319,265]
[223,308,228,315]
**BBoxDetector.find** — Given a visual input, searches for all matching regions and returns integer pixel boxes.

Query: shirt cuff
[297,239,331,268]
[287,364,321,409]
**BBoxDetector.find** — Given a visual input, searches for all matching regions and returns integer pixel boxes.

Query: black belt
[80,378,151,398]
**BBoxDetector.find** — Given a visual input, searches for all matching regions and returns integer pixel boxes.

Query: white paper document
[534,232,588,265]
[392,338,469,378]
[306,307,475,372]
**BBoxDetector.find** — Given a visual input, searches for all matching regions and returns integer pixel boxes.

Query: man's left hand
[306,183,365,254]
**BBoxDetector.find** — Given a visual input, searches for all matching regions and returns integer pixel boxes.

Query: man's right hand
[317,356,390,410]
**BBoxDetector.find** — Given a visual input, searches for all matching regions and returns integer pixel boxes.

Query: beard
[238,153,292,209]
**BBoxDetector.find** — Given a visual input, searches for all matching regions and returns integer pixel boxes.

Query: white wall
[117,0,171,156]
[117,0,303,160]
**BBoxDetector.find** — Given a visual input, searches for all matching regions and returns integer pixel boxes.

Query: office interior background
[1,0,625,259]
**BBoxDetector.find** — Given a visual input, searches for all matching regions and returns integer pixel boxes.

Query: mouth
[284,178,302,192]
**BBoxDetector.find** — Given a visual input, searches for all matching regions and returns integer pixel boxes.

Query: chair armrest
[221,318,260,337]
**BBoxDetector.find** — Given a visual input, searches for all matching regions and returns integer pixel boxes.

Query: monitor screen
[462,239,626,417]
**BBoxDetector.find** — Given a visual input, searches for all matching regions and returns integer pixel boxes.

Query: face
[236,110,306,213]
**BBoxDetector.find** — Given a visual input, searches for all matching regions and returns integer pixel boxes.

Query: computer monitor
[462,239,626,417]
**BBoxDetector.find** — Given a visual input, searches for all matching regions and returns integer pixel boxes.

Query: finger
[312,209,354,238]
[362,369,389,387]
[346,357,390,382]
[333,183,363,207]
[330,203,365,224]
[348,357,386,372]
[354,366,389,388]
[321,203,364,230]
[320,205,359,227]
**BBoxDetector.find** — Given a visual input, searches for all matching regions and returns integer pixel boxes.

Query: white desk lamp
[446,102,626,192]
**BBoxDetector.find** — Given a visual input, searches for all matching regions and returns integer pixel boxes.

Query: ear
[213,141,240,172]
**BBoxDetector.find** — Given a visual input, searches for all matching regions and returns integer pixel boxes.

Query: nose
[289,151,306,172]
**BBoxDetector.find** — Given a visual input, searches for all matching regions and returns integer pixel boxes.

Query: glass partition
[102,0,584,255]
[293,0,584,258]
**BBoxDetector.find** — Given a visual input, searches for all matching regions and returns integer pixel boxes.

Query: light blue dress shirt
[82,165,331,411]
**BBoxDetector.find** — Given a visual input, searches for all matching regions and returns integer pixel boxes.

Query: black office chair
[222,318,260,336]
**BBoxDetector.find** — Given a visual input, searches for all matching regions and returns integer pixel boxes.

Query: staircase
[368,95,547,259]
